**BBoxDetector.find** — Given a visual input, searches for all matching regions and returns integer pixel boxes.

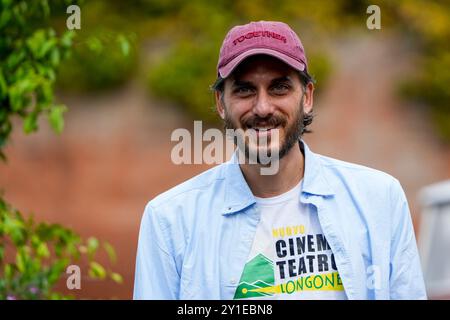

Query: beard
[223,96,306,164]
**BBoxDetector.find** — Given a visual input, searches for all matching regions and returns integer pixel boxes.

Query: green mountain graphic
[234,253,274,299]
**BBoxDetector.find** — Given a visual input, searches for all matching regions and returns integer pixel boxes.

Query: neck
[239,141,304,198]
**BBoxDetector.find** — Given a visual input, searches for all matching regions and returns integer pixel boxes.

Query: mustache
[243,115,287,128]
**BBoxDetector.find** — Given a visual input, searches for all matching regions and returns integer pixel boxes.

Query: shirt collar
[221,139,335,215]
[300,140,335,198]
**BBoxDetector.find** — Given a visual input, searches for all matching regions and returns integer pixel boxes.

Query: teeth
[255,127,275,131]
[247,125,278,131]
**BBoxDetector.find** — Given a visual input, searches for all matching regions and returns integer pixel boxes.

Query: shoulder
[316,153,404,204]
[144,163,225,215]
[138,163,227,245]
[314,153,409,229]
[318,154,399,187]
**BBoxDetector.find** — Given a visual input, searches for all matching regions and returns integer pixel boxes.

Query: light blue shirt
[133,140,427,299]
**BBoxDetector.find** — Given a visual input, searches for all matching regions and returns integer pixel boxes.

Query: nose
[253,90,274,118]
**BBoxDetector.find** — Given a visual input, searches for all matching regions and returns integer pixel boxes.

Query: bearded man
[134,21,426,300]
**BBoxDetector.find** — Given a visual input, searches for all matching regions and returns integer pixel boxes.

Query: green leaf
[26,30,47,59]
[89,261,106,279]
[23,112,38,134]
[110,272,123,284]
[0,4,12,29]
[103,241,117,264]
[3,213,26,244]
[61,31,75,48]
[49,292,71,300]
[47,258,69,285]
[38,38,56,59]
[31,234,40,248]
[87,237,99,257]
[37,80,53,106]
[117,35,130,57]
[0,68,7,100]
[48,104,67,134]
[4,263,14,279]
[36,242,50,258]
[16,250,26,273]
[6,49,26,70]
[86,36,103,54]
[50,48,60,68]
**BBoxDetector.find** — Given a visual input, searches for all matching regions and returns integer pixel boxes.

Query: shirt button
[230,278,237,285]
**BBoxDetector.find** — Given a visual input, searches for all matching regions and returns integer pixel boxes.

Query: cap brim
[218,48,306,78]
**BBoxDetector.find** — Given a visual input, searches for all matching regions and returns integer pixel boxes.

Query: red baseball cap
[217,21,308,78]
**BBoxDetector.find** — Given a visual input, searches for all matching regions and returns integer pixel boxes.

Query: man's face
[216,55,314,163]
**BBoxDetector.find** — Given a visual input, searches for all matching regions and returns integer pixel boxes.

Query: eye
[234,86,254,97]
[271,83,290,94]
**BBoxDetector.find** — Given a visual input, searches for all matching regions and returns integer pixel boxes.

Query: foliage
[394,0,450,142]
[56,1,138,92]
[0,197,122,300]
[57,29,137,92]
[0,0,123,299]
[0,0,136,159]
[0,0,78,160]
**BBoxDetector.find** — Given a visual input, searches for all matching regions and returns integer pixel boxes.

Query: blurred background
[1,0,449,299]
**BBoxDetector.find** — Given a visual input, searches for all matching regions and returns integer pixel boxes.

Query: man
[133,21,426,300]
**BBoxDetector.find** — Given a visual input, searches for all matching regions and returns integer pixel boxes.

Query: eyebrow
[231,76,293,88]
[231,80,253,88]
[270,76,293,85]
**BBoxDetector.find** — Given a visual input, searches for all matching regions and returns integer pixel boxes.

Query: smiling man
[133,21,427,300]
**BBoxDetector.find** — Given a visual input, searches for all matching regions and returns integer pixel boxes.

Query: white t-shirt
[234,179,347,300]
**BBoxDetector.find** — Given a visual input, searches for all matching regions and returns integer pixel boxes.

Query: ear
[302,82,314,114]
[215,90,225,119]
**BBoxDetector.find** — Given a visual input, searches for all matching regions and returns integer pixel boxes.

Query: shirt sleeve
[133,203,180,299]
[389,179,427,299]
